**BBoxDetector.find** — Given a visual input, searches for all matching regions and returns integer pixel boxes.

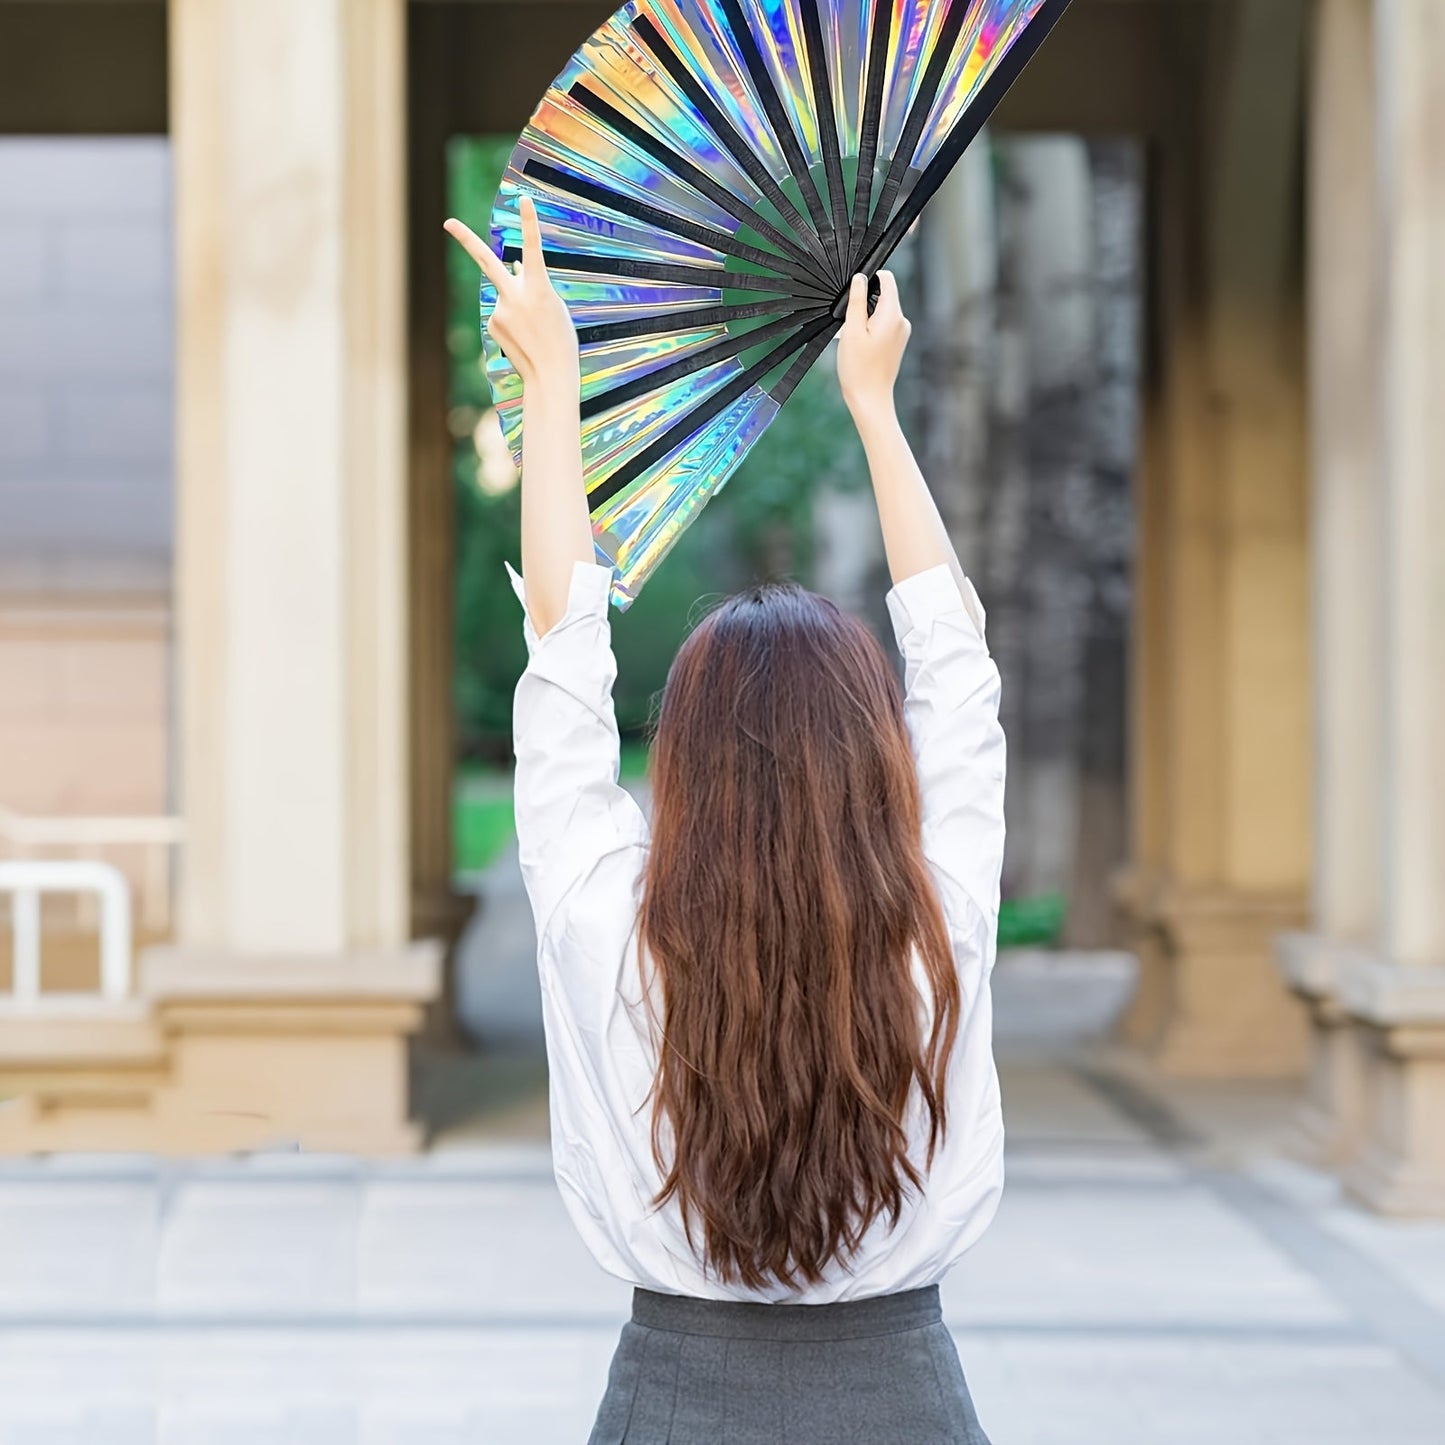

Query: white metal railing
[0,859,133,1002]
[0,806,182,935]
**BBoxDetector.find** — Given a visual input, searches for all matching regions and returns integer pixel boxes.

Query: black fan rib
[716,0,837,272]
[855,0,972,267]
[500,246,832,299]
[797,0,852,279]
[768,319,844,409]
[855,0,1075,281]
[586,314,836,512]
[576,297,800,347]
[850,0,896,240]
[521,159,826,290]
[630,15,833,276]
[580,307,830,422]
[568,84,835,291]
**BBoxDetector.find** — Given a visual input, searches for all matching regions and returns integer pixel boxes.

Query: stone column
[1119,0,1313,1076]
[997,137,1096,904]
[917,135,997,584]
[1281,0,1445,1211]
[1338,0,1445,1212]
[406,3,477,1042]
[1276,0,1382,1164]
[154,0,437,1153]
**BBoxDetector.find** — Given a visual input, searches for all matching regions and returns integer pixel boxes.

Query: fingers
[519,193,544,273]
[845,271,906,329]
[876,269,901,320]
[443,218,512,291]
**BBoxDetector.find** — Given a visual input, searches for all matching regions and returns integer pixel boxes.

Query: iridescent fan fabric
[483,0,1071,607]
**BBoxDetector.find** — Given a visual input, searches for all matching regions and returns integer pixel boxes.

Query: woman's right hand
[838,269,967,598]
[443,194,579,395]
[836,270,910,426]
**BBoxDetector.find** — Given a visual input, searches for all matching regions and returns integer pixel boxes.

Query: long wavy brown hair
[639,581,960,1291]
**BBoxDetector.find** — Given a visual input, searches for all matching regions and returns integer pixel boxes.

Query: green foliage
[454,479,526,742]
[453,744,650,873]
[447,135,513,417]
[448,135,867,753]
[454,792,516,874]
[997,893,1068,949]
[449,137,528,747]
[723,357,867,581]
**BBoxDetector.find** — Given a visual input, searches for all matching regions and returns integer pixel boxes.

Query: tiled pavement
[3,870,1445,1440]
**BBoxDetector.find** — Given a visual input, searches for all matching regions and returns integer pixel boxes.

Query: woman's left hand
[444,195,579,394]
[443,194,592,635]
[836,270,910,426]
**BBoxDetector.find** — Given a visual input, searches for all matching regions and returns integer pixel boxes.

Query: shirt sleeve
[508,561,650,947]
[886,564,1006,971]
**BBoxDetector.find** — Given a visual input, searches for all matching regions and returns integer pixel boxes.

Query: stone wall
[0,137,173,821]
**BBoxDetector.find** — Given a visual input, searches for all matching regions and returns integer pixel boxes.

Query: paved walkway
[3,851,1445,1441]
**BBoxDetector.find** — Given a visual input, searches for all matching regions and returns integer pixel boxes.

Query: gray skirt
[588,1284,992,1444]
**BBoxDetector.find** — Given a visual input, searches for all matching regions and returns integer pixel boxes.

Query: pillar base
[1118,877,1309,1077]
[1277,942,1445,1215]
[1111,867,1172,1045]
[1348,1140,1445,1216]
[1338,960,1445,1216]
[0,943,440,1155]
[1276,932,1369,1164]
[143,943,441,1154]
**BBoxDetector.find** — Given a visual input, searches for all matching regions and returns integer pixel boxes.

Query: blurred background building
[0,0,1441,1216]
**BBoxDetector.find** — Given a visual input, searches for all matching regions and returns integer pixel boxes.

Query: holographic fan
[483,0,1071,607]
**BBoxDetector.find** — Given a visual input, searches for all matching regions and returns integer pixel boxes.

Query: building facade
[0,0,1440,1205]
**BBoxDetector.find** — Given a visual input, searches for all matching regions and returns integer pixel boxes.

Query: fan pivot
[830,273,881,322]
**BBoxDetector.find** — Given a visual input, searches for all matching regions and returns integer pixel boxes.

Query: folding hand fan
[482,0,1072,607]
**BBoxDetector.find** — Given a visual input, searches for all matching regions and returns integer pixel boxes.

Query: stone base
[0,943,440,1155]
[1276,932,1369,1164]
[1112,869,1173,1046]
[1341,965,1445,1216]
[1277,942,1445,1216]
[1117,876,1310,1078]
[1347,1141,1445,1215]
[0,1000,166,1151]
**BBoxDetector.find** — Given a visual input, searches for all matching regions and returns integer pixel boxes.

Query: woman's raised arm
[836,271,975,612]
[839,271,1005,937]
[444,194,593,636]
[443,197,647,964]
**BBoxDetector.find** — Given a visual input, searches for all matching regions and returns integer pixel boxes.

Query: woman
[446,198,1005,1444]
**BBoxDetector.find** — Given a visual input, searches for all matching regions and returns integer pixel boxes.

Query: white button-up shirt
[509,559,1007,1303]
